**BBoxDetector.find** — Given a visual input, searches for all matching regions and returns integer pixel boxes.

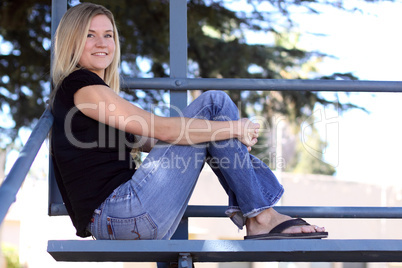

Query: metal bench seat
[47,239,402,263]
[1,1,401,267]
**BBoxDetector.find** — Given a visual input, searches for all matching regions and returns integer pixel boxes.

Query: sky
[289,0,402,185]
[218,0,402,186]
[4,0,402,187]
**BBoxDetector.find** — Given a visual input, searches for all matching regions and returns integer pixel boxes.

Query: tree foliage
[0,0,51,140]
[0,0,392,173]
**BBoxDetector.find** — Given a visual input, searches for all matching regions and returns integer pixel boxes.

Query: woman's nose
[96,37,107,47]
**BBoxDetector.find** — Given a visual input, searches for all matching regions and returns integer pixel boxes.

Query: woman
[51,2,327,241]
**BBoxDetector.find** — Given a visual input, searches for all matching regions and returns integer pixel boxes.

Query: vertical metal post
[178,253,193,268]
[51,0,67,41]
[48,0,67,215]
[169,0,188,116]
[169,0,189,240]
[171,218,189,240]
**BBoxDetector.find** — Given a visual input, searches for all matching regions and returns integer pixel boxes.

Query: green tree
[0,0,51,140]
[287,124,336,175]
[0,0,388,172]
[1,244,22,268]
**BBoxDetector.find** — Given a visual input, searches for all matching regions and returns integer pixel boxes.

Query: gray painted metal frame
[169,0,188,115]
[49,203,402,219]
[0,108,53,224]
[41,1,402,263]
[122,77,402,92]
[1,0,402,265]
[184,205,402,219]
[48,0,67,216]
[46,0,402,219]
[48,239,402,263]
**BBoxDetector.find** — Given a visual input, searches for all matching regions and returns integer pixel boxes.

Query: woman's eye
[105,34,113,38]
[87,33,94,38]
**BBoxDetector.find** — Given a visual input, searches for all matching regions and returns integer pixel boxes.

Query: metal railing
[122,77,402,92]
[0,107,53,224]
[2,0,402,236]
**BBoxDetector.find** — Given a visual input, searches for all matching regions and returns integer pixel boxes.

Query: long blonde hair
[51,3,120,102]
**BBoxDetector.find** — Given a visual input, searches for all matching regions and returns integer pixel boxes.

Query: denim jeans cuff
[225,207,246,230]
[243,206,273,218]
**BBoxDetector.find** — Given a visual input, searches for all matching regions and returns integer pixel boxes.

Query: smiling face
[78,14,115,79]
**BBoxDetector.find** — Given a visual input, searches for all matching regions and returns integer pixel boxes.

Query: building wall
[1,220,20,249]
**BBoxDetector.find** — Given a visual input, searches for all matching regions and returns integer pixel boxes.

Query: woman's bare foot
[245,208,326,236]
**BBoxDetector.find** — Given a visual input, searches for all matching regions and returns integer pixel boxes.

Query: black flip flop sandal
[244,218,328,240]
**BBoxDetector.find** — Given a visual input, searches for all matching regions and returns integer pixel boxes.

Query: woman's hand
[238,118,260,151]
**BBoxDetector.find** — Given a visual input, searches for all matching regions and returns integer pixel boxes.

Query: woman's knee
[184,90,238,120]
[201,90,235,109]
[204,91,238,119]
[202,90,230,102]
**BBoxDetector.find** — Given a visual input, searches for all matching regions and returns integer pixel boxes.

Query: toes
[282,225,310,234]
[284,225,325,234]
[313,225,325,232]
[301,225,316,233]
[311,225,325,233]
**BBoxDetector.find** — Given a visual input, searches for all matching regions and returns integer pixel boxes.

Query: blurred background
[1,0,402,267]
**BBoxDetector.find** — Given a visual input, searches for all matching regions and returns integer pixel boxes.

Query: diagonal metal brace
[178,253,192,268]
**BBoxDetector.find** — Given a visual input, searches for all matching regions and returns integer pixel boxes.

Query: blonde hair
[51,3,120,101]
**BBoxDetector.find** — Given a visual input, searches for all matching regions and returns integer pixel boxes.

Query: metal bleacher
[1,0,402,267]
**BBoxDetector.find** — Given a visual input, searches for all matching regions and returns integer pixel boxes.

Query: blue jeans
[88,91,284,240]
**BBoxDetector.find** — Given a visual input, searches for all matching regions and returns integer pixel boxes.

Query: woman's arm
[74,84,259,148]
